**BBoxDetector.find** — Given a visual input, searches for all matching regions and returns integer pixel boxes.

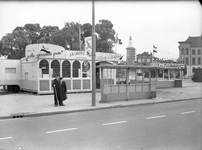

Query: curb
[0,97,201,120]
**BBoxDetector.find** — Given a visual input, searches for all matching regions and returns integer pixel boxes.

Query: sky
[0,0,201,60]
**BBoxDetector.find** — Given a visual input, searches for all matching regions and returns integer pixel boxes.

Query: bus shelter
[97,64,183,103]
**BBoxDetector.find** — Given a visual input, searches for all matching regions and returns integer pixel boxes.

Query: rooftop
[179,35,202,47]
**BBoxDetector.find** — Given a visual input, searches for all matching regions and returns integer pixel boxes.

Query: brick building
[137,52,152,65]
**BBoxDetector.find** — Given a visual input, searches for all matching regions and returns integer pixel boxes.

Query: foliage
[0,19,120,59]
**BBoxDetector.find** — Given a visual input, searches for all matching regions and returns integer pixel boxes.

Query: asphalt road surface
[0,99,201,150]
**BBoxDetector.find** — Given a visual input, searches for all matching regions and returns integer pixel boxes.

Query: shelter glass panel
[39,59,49,78]
[73,60,81,78]
[151,69,156,81]
[51,60,60,78]
[129,69,136,80]
[170,70,175,80]
[158,69,163,80]
[116,69,126,84]
[62,60,71,78]
[175,70,181,79]
[164,69,169,80]
[136,69,143,82]
[144,69,149,82]
[103,69,113,79]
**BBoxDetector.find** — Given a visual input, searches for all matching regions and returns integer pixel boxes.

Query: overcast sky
[0,1,201,59]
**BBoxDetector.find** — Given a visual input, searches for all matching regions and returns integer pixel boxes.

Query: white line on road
[0,137,13,141]
[46,128,77,134]
[146,115,166,119]
[180,111,196,115]
[103,121,127,126]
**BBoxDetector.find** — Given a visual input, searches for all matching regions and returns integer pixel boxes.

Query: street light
[92,0,96,106]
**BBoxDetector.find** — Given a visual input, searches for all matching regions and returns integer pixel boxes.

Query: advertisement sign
[85,36,92,56]
[25,43,122,62]
[25,44,66,59]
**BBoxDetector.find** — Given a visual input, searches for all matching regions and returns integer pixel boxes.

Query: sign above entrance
[25,43,122,62]
[25,44,66,59]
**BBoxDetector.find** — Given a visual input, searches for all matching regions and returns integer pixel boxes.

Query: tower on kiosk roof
[126,36,136,63]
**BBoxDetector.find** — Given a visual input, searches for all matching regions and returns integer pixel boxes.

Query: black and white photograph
[0,0,201,149]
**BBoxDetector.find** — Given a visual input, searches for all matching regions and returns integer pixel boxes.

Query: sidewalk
[0,79,201,119]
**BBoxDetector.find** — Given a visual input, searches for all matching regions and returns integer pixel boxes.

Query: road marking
[181,111,196,115]
[0,137,12,141]
[46,128,77,134]
[103,121,127,126]
[146,115,166,119]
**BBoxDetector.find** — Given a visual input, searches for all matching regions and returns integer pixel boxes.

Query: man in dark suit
[60,77,67,103]
[52,75,63,107]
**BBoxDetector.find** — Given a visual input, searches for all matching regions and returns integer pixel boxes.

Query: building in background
[126,36,136,64]
[178,35,202,78]
[137,52,152,65]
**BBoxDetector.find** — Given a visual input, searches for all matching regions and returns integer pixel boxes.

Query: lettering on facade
[151,63,184,68]
[69,51,85,57]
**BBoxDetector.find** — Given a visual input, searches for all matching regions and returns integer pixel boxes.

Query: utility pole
[92,0,96,106]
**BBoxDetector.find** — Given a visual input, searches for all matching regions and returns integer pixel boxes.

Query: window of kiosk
[51,60,60,78]
[73,60,81,78]
[62,60,71,78]
[82,61,90,78]
[39,59,49,78]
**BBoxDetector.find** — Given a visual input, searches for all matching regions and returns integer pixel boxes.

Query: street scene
[0,79,201,149]
[0,1,202,150]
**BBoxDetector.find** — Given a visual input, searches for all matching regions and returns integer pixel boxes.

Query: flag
[153,49,157,53]
[79,26,85,51]
[119,54,124,60]
[115,33,122,44]
[85,36,92,56]
[153,44,157,49]
[153,44,157,53]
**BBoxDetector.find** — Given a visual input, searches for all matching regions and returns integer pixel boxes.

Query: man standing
[60,77,67,104]
[52,75,61,107]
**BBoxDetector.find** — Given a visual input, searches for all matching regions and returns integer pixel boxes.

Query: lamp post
[92,0,96,106]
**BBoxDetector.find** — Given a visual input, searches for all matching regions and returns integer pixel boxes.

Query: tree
[0,27,30,59]
[79,19,118,53]
[51,30,66,48]
[38,25,59,43]
[0,19,120,59]
[82,23,92,37]
[95,19,116,53]
[23,23,41,43]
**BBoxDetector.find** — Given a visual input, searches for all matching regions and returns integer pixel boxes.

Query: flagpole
[79,26,81,51]
[152,51,154,63]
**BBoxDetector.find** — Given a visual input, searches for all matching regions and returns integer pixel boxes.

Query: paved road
[0,99,201,150]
